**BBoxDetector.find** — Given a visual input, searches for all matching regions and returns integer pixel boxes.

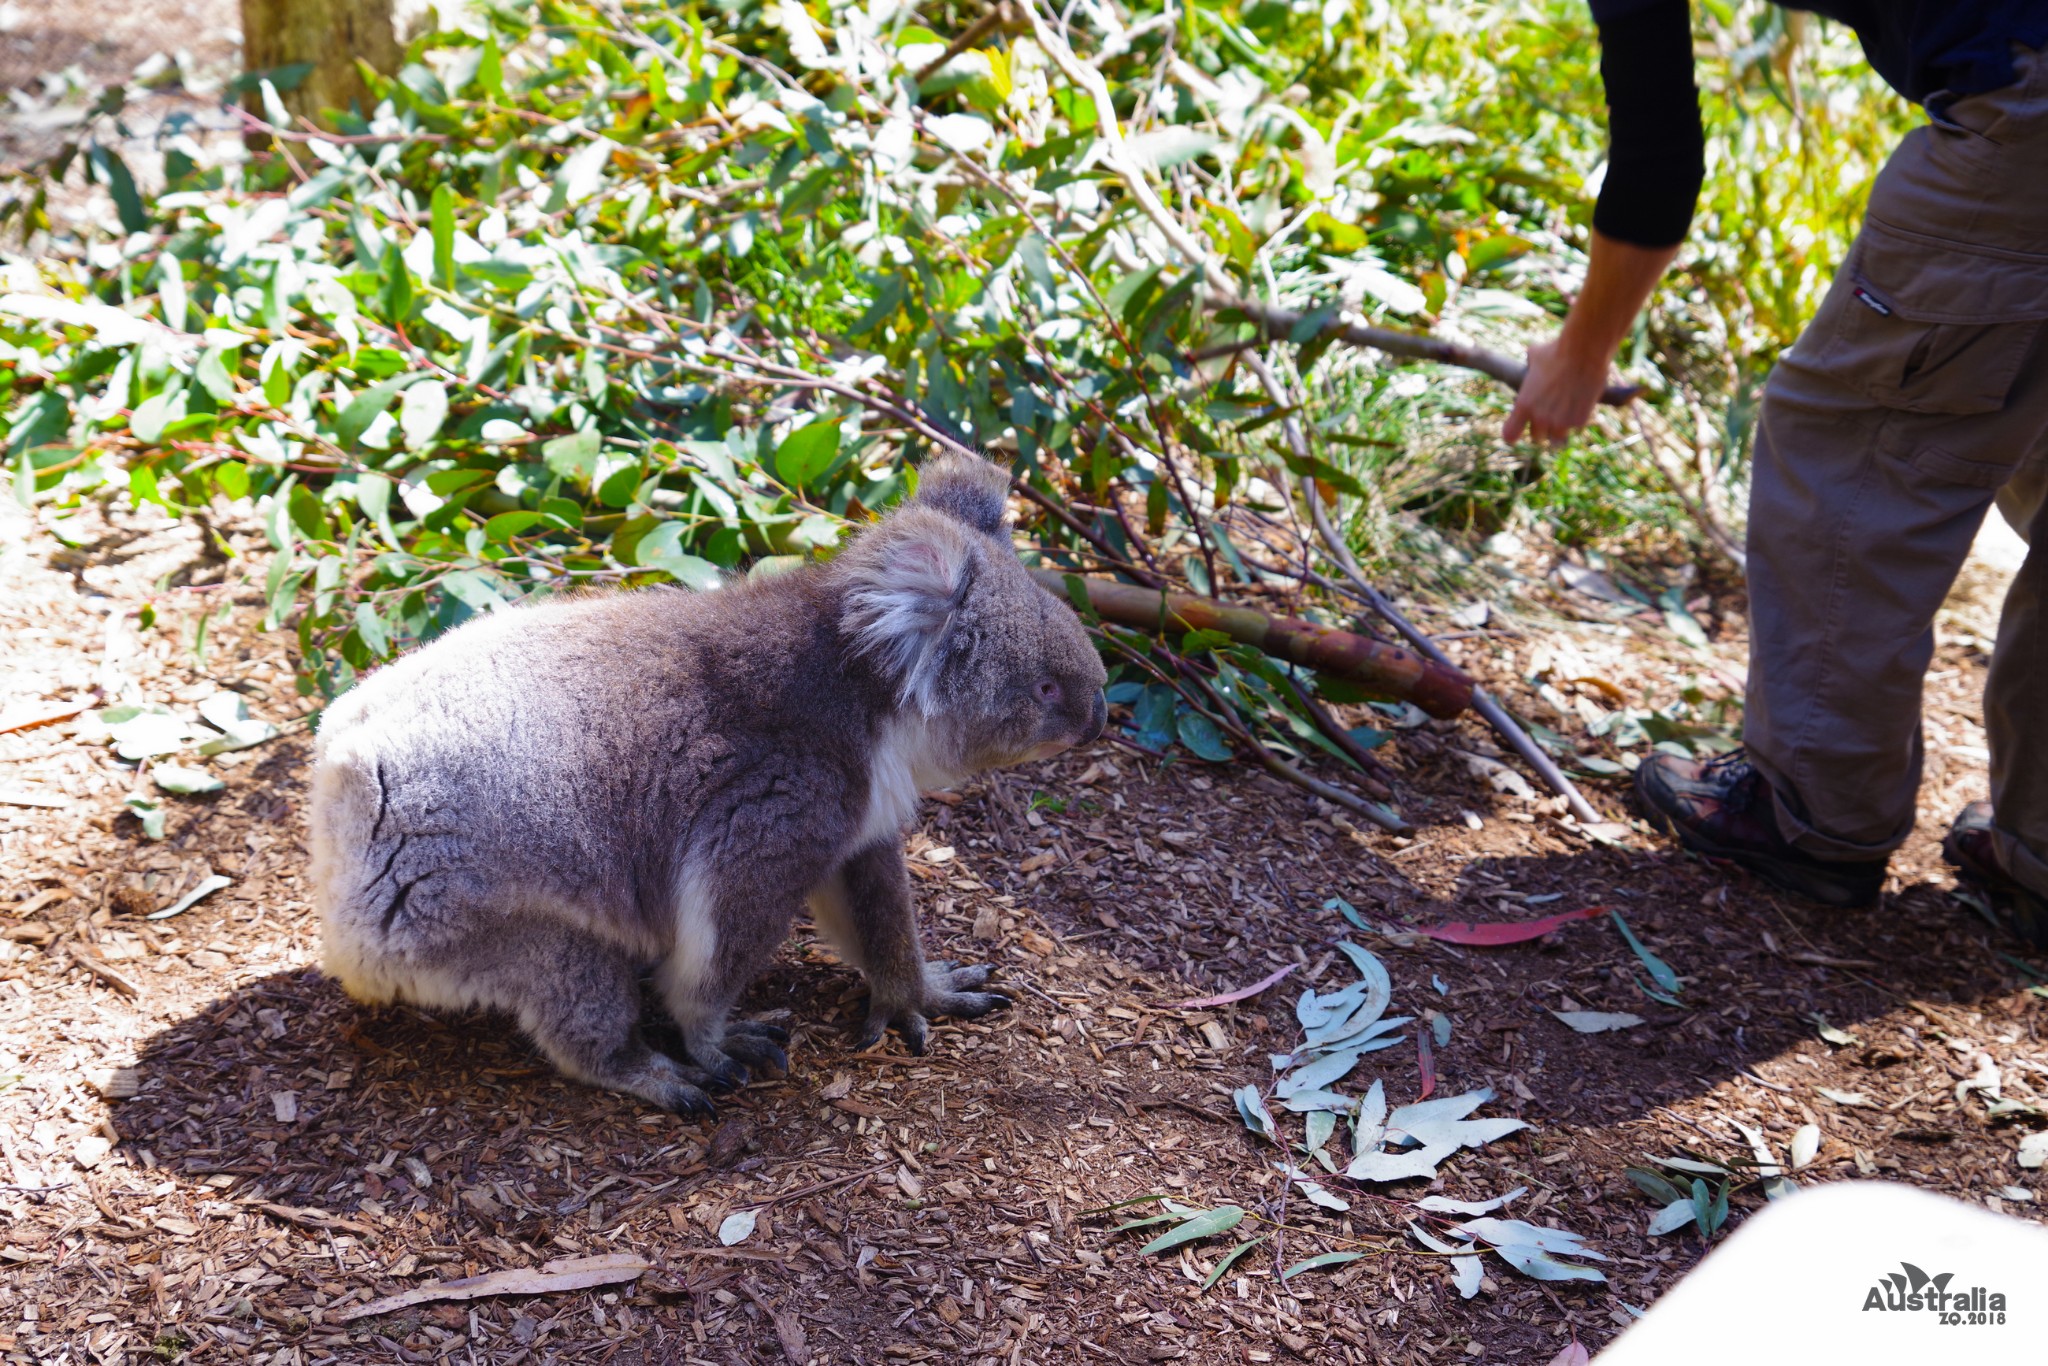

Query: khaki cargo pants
[1745,44,2048,890]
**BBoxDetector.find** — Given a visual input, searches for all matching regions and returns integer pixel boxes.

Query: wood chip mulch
[3,496,2043,1365]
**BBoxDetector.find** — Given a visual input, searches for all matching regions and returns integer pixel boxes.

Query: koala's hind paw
[627,1054,718,1119]
[720,1031,789,1078]
[663,1082,718,1120]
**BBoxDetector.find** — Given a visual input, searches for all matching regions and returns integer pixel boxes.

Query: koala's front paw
[921,960,1011,1021]
[856,963,1011,1055]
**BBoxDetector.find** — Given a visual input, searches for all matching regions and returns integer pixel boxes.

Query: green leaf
[194,348,238,403]
[483,510,547,542]
[214,459,250,501]
[123,794,166,840]
[336,374,423,449]
[1176,710,1233,762]
[542,428,603,480]
[1281,1251,1366,1281]
[354,601,391,656]
[379,240,414,322]
[399,379,449,450]
[1626,1166,1686,1206]
[1609,911,1681,996]
[1138,1206,1245,1256]
[1201,1237,1267,1290]
[94,147,148,234]
[774,419,841,490]
[431,183,457,290]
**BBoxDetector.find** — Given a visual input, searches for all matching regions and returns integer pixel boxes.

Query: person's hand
[1503,335,1616,445]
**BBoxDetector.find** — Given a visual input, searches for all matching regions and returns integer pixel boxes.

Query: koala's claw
[857,963,1011,1054]
[700,1054,751,1093]
[665,1083,718,1120]
[720,1032,789,1078]
[856,1007,929,1055]
[727,1019,792,1045]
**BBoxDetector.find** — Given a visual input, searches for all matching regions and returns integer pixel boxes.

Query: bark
[1212,296,1641,408]
[241,0,402,126]
[1031,569,1475,719]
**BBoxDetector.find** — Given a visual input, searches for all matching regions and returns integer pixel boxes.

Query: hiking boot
[1941,803,2048,951]
[1632,749,1886,908]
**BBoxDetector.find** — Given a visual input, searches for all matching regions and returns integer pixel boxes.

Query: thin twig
[1238,353,1605,824]
[913,2,1019,83]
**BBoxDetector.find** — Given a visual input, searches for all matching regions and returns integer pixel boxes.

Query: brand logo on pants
[1861,1261,2006,1323]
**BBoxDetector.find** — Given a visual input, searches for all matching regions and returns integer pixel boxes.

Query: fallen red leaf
[1416,905,1607,945]
[1542,1341,1591,1366]
[1417,1027,1436,1100]
[1169,961,1297,1010]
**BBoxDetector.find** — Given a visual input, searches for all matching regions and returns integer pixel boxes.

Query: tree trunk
[240,0,402,127]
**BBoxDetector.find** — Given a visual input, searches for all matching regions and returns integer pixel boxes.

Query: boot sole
[1632,769,1882,910]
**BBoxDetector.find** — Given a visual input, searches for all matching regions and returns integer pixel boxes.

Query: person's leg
[1640,45,2048,903]
[1943,458,2048,947]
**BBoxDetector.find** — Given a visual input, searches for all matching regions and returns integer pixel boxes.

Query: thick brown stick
[1215,296,1640,408]
[1031,569,1474,719]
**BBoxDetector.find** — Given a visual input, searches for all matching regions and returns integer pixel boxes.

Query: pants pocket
[1817,220,2048,418]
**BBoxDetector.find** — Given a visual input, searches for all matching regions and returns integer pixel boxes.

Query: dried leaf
[1276,1164,1349,1212]
[1811,1013,1860,1047]
[1276,1046,1369,1098]
[151,764,224,795]
[1417,905,1605,945]
[1817,1087,1875,1108]
[1549,1009,1643,1033]
[1646,1197,1695,1236]
[336,1253,651,1322]
[1233,1086,1279,1143]
[1451,1254,1484,1298]
[718,1209,759,1246]
[1789,1123,1821,1171]
[1172,962,1294,1009]
[145,873,232,921]
[1415,1187,1526,1216]
[1543,1343,1592,1366]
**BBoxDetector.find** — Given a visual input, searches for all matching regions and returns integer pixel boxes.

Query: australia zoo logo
[1862,1261,2008,1325]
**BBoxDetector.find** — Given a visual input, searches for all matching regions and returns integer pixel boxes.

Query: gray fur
[308,453,1106,1115]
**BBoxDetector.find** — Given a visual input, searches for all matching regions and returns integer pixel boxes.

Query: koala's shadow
[121,958,861,1223]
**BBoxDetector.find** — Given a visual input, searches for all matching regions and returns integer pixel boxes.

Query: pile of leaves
[1109,937,1609,1294]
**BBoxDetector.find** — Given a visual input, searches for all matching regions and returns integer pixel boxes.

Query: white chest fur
[856,717,955,850]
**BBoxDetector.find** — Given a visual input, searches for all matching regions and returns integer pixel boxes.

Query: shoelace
[1697,750,1757,814]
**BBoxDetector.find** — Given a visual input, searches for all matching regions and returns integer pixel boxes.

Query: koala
[308,452,1107,1116]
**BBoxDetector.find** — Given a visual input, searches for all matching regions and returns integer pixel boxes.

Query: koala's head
[838,452,1108,772]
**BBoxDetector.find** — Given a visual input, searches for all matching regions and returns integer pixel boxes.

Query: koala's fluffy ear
[913,451,1010,537]
[842,508,976,712]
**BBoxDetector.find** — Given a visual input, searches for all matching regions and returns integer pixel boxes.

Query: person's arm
[1504,232,1679,443]
[1505,0,1702,443]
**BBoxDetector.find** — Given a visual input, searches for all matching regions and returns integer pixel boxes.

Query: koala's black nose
[1081,689,1107,745]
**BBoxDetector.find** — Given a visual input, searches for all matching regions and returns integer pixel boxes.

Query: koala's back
[311,578,882,997]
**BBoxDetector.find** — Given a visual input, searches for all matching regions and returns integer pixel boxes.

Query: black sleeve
[1590,0,1705,248]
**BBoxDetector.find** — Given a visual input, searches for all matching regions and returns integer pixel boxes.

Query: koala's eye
[1034,678,1062,705]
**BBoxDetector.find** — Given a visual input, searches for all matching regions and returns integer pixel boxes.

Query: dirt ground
[3,476,2045,1366]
